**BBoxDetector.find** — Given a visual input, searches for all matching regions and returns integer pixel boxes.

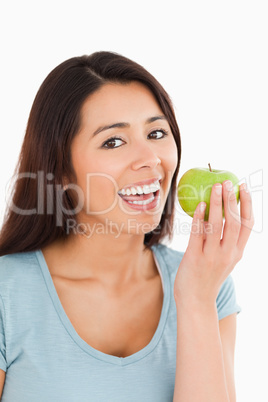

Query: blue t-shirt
[0,243,241,401]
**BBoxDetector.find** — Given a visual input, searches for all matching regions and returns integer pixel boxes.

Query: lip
[118,176,162,192]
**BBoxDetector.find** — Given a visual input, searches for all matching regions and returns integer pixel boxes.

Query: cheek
[75,150,126,178]
[86,176,119,213]
[73,153,125,214]
[73,150,122,189]
[159,143,178,201]
[169,149,179,173]
[162,141,179,177]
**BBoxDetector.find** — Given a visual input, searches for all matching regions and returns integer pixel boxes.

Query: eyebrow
[92,115,168,137]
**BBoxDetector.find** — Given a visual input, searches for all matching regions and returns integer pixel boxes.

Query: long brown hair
[0,51,181,256]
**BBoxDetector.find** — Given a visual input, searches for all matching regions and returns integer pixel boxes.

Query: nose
[131,142,161,170]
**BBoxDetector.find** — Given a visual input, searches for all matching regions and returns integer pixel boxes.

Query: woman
[0,51,254,401]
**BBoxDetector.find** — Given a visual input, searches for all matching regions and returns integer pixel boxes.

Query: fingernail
[215,184,222,195]
[225,180,233,191]
[241,183,249,193]
[199,202,206,213]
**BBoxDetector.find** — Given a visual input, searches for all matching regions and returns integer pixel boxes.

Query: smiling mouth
[117,178,162,210]
[118,189,161,211]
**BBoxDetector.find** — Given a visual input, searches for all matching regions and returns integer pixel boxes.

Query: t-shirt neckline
[35,244,171,366]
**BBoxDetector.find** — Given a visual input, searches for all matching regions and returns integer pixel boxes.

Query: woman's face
[69,81,178,237]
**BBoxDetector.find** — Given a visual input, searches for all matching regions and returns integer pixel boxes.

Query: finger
[237,183,254,252]
[187,202,206,253]
[203,183,223,250]
[220,180,241,250]
[203,221,210,242]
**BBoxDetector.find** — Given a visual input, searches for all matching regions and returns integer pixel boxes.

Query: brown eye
[102,137,125,149]
[148,129,168,139]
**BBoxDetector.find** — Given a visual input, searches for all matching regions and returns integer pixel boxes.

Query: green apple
[177,164,240,221]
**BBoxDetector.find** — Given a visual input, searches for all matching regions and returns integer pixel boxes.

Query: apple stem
[208,163,212,172]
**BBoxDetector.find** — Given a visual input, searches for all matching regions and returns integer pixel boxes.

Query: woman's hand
[174,180,254,304]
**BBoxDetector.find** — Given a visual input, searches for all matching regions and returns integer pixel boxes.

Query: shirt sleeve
[216,275,242,320]
[0,294,7,372]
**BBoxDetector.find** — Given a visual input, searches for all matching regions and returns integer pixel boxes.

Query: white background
[0,1,267,400]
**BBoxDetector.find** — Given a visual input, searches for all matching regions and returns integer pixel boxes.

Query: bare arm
[219,314,237,401]
[173,181,254,401]
[0,369,5,399]
[173,301,229,401]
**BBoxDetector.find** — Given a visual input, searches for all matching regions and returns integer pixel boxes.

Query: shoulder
[151,243,184,277]
[0,251,38,273]
[0,251,40,295]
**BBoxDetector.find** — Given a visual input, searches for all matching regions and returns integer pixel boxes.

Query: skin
[0,82,254,400]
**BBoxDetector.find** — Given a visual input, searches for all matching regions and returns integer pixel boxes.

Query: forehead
[80,82,164,127]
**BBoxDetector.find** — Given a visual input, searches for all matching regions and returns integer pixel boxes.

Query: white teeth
[119,180,160,196]
[143,185,151,194]
[149,184,159,192]
[127,195,155,205]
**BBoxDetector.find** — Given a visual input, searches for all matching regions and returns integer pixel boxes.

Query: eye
[101,137,125,149]
[148,129,168,140]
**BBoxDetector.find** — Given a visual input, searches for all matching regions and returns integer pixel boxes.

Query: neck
[44,228,156,289]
